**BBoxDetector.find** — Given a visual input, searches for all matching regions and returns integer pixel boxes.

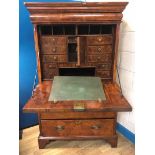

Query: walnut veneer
[23,2,131,149]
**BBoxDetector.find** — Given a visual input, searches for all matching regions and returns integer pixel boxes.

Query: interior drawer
[42,63,57,70]
[41,36,67,45]
[41,119,115,137]
[87,45,112,54]
[87,54,112,63]
[41,45,66,54]
[96,70,111,78]
[40,112,116,119]
[87,35,113,45]
[42,55,67,63]
[42,69,57,79]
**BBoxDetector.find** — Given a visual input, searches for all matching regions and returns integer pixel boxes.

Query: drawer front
[41,119,115,137]
[42,69,57,79]
[87,63,112,70]
[96,63,112,70]
[87,54,112,63]
[40,112,116,120]
[42,55,67,63]
[96,70,111,78]
[87,35,113,45]
[87,45,112,54]
[42,63,57,70]
[41,36,67,45]
[41,45,66,54]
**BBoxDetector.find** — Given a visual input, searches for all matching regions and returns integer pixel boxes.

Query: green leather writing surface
[48,76,106,101]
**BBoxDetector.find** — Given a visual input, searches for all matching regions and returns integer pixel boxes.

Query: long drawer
[87,45,112,54]
[87,35,113,45]
[41,55,67,63]
[41,119,115,137]
[87,54,112,63]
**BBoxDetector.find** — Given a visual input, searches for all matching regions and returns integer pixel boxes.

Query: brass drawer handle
[91,125,101,130]
[52,38,55,41]
[97,57,101,60]
[55,125,64,131]
[98,38,102,42]
[48,64,53,68]
[52,48,56,52]
[53,56,57,60]
[75,120,82,125]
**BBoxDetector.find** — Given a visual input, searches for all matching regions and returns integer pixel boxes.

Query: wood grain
[23,81,132,113]
[34,25,42,83]
[23,2,131,149]
[19,125,135,155]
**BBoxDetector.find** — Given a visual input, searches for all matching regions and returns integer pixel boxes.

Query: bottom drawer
[42,69,57,79]
[96,70,111,78]
[41,119,115,137]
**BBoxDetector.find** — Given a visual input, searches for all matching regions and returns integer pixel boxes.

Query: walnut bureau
[23,2,132,149]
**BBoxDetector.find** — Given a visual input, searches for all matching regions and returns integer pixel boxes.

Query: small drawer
[42,69,57,79]
[41,119,115,137]
[41,45,66,54]
[42,55,67,63]
[87,45,112,54]
[41,36,67,45]
[96,70,111,78]
[87,54,112,63]
[96,63,112,70]
[58,63,76,68]
[42,63,57,71]
[87,35,113,45]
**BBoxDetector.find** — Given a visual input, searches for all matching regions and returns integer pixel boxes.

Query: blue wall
[19,0,83,129]
[19,0,38,129]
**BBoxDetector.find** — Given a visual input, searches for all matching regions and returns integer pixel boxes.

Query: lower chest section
[39,112,117,138]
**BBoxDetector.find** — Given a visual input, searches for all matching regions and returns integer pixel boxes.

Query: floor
[19,125,135,155]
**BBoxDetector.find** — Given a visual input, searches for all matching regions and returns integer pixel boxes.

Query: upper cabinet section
[24,2,128,24]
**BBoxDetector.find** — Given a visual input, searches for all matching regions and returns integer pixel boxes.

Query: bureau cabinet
[23,2,132,149]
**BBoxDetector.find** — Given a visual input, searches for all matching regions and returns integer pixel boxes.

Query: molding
[116,123,135,144]
[24,2,128,24]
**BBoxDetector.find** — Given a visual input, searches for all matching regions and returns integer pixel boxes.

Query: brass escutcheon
[73,103,85,112]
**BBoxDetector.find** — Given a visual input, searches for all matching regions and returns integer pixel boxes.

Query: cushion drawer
[87,45,112,54]
[87,54,112,63]
[42,55,67,63]
[41,119,115,137]
[87,35,112,45]
[41,36,67,45]
[40,112,116,119]
[41,45,66,54]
